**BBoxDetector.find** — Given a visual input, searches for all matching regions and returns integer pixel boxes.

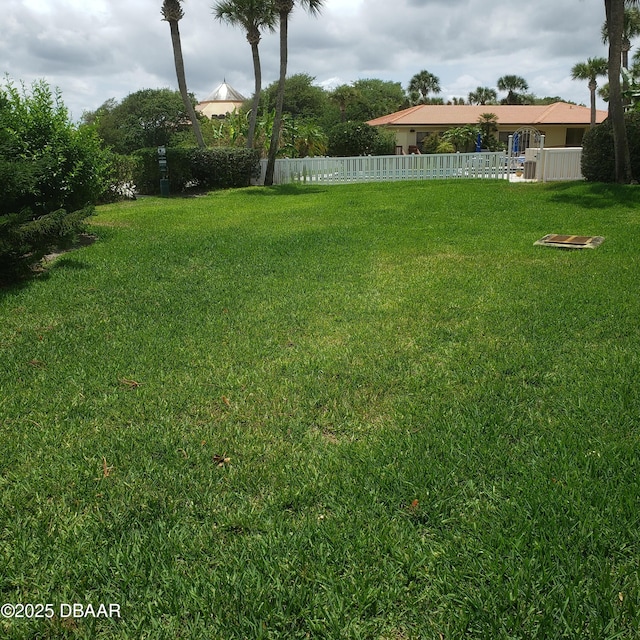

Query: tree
[346,79,407,121]
[605,0,638,183]
[478,113,499,149]
[467,86,497,105]
[497,75,529,104]
[82,89,199,154]
[408,70,441,105]
[264,0,324,186]
[161,0,206,148]
[261,73,329,122]
[571,57,609,127]
[1,79,106,277]
[213,0,277,149]
[602,5,640,69]
[329,84,360,122]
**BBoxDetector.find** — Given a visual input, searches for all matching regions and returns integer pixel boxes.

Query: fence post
[537,134,546,182]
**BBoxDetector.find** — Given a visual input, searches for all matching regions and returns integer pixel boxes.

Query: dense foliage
[0,79,107,276]
[581,112,640,182]
[260,73,334,124]
[346,79,408,122]
[82,88,204,155]
[133,147,260,194]
[328,121,395,156]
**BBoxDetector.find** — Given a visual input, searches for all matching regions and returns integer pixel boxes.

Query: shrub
[189,148,261,189]
[0,78,108,276]
[374,128,397,156]
[328,121,392,156]
[420,133,440,154]
[435,140,456,154]
[101,152,139,202]
[132,147,260,195]
[582,112,640,182]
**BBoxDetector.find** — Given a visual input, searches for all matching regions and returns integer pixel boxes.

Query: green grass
[1,180,639,639]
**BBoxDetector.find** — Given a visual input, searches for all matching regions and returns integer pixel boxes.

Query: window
[566,128,585,146]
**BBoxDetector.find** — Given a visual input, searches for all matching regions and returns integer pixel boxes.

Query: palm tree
[571,57,609,127]
[161,0,206,148]
[497,75,529,104]
[213,0,277,150]
[602,6,640,68]
[264,0,325,186]
[477,113,499,148]
[329,84,359,122]
[407,70,441,105]
[467,86,497,105]
[605,0,638,183]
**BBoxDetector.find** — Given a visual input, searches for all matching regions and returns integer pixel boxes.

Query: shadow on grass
[51,257,92,271]
[1,259,91,299]
[241,184,329,197]
[544,181,640,210]
[0,235,97,298]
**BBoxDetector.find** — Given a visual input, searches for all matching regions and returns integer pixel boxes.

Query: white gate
[507,127,544,180]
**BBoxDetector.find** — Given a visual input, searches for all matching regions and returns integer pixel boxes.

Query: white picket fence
[257,148,583,185]
[258,152,507,185]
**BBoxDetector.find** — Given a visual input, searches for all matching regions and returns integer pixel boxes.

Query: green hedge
[581,113,640,182]
[132,147,261,195]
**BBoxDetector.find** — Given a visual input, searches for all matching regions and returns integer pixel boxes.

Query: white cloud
[2,0,613,120]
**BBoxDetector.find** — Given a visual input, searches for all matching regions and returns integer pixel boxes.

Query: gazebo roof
[203,80,246,103]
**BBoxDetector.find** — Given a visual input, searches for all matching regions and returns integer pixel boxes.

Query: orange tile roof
[367,102,607,127]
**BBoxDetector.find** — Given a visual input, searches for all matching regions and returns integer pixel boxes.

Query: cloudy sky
[3,0,615,121]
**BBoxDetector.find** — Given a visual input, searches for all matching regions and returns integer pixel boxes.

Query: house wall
[387,124,583,153]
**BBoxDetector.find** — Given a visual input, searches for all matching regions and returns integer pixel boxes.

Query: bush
[101,153,139,202]
[132,147,260,195]
[189,148,261,189]
[0,78,108,276]
[582,112,640,182]
[328,121,393,156]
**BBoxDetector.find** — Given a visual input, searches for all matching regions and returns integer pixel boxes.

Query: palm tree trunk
[589,80,597,128]
[622,38,630,69]
[606,0,632,183]
[248,41,262,150]
[168,19,206,149]
[264,9,288,186]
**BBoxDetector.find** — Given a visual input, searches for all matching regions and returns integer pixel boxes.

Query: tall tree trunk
[264,10,288,186]
[589,80,597,128]
[169,19,206,149]
[606,0,632,183]
[248,40,262,150]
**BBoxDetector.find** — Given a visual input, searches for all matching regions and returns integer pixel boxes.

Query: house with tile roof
[196,81,247,119]
[367,102,608,154]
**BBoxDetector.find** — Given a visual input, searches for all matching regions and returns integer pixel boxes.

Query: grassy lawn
[1,179,639,639]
